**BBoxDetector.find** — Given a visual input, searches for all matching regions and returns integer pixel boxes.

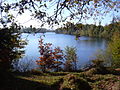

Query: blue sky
[1,0,120,29]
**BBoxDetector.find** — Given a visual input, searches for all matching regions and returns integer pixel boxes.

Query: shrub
[92,59,104,68]
[64,46,77,71]
[84,68,98,75]
[60,74,91,90]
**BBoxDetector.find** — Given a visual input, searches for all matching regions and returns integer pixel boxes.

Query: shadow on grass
[0,71,59,90]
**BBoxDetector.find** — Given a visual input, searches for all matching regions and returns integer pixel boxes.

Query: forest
[0,0,120,90]
[55,18,120,39]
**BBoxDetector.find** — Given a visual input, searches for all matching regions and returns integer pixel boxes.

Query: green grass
[17,75,63,86]
[0,69,120,90]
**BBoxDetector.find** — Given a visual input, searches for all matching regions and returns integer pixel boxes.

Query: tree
[0,1,26,71]
[0,25,26,71]
[0,0,119,27]
[102,17,120,39]
[93,20,120,68]
[64,46,77,71]
[107,32,120,68]
[36,35,64,72]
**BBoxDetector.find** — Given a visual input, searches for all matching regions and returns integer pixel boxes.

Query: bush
[91,59,109,74]
[92,59,104,68]
[64,46,77,71]
[60,74,91,90]
[84,68,98,75]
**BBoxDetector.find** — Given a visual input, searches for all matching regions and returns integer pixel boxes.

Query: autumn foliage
[36,35,64,72]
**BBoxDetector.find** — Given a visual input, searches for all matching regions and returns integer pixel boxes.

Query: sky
[16,11,119,29]
[1,0,120,29]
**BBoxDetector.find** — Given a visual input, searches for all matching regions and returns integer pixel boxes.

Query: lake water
[14,32,107,71]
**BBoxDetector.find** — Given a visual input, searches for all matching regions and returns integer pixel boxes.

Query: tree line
[55,18,120,39]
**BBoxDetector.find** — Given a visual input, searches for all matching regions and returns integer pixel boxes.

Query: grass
[17,75,63,86]
[89,74,120,90]
[0,69,120,90]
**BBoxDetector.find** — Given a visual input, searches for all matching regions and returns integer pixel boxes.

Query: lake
[14,32,107,71]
